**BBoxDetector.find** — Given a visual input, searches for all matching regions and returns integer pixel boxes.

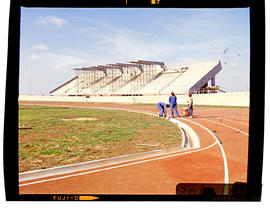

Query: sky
[19,7,250,94]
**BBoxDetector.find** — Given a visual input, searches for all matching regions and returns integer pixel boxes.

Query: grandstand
[49,59,223,96]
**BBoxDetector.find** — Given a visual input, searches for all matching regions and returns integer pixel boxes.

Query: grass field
[19,105,182,172]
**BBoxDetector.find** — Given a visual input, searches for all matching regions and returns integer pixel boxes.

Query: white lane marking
[236,115,249,118]
[229,116,249,122]
[217,118,249,126]
[194,109,249,117]
[179,118,229,185]
[200,118,249,136]
[20,141,218,187]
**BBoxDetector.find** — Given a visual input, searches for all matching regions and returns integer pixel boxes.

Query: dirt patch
[136,142,161,147]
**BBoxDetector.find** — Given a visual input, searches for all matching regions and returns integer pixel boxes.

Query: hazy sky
[19,7,250,94]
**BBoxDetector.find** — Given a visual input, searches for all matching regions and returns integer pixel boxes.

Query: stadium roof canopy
[114,63,142,68]
[138,60,165,67]
[98,65,123,71]
[128,60,164,68]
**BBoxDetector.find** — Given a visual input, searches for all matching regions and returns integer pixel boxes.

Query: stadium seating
[50,60,221,96]
[161,60,220,94]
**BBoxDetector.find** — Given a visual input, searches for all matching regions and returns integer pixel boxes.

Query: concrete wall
[19,92,250,107]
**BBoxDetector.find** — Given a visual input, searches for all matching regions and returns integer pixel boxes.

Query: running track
[19,101,249,194]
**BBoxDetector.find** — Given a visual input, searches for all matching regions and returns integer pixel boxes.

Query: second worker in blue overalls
[169,91,180,117]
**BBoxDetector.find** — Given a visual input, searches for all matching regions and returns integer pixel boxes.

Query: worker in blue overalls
[156,102,170,118]
[169,91,180,117]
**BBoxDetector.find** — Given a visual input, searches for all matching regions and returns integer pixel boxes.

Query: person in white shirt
[187,92,193,118]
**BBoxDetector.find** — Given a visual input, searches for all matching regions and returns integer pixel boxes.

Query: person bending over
[156,102,170,118]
